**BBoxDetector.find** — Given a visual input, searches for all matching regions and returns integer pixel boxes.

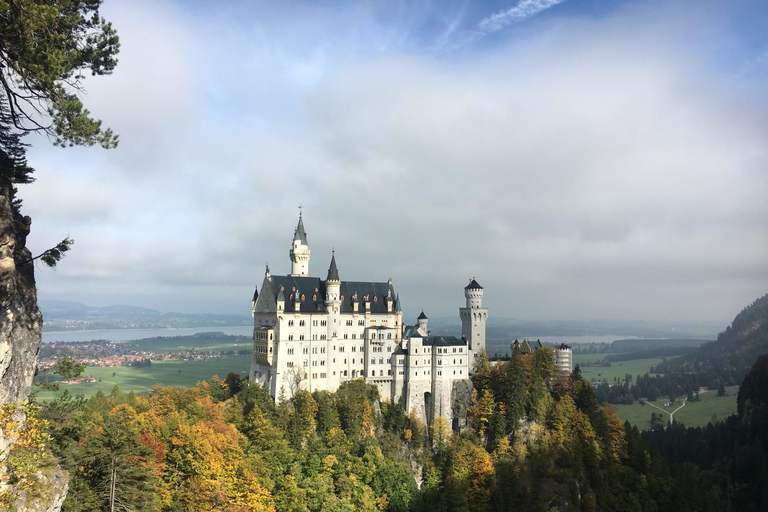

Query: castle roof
[465,278,483,290]
[293,215,308,244]
[422,336,466,347]
[417,311,428,320]
[327,252,340,281]
[266,275,395,314]
[252,286,258,302]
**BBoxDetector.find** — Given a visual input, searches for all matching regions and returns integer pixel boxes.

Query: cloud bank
[18,0,768,323]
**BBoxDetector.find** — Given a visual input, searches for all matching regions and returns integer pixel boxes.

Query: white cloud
[478,0,566,33]
[18,0,768,323]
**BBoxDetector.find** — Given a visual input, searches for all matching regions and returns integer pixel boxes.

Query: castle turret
[290,213,311,276]
[460,278,488,360]
[417,311,428,335]
[325,251,341,305]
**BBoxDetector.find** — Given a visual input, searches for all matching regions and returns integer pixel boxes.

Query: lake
[42,325,254,343]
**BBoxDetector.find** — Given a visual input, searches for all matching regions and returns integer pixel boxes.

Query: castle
[249,214,485,427]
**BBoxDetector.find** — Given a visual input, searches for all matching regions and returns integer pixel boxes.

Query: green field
[33,355,251,401]
[615,385,739,430]
[116,334,251,354]
[577,357,663,383]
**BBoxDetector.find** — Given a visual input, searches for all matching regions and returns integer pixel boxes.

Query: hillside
[655,294,768,386]
[40,300,251,331]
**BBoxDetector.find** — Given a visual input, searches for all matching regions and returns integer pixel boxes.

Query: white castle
[249,215,486,427]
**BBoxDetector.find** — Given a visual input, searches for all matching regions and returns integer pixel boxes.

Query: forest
[2,341,765,511]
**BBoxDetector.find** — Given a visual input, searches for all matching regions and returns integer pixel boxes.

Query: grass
[115,334,251,354]
[577,358,663,383]
[32,355,252,401]
[614,385,740,430]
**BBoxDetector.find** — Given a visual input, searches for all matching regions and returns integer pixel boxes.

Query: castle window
[321,373,326,378]
[358,320,364,326]
[288,320,294,326]
[288,335,293,341]
[303,347,308,354]
[438,360,441,365]
[344,334,348,339]
[313,334,317,341]
[303,360,307,367]
[380,370,384,376]
[313,360,317,366]
[300,320,305,326]
[388,358,391,364]
[288,348,294,355]
[321,334,326,340]
[287,361,294,367]
[387,346,391,352]
[371,358,375,364]
[379,358,384,364]
[388,369,392,376]
[321,360,325,366]
[292,287,296,292]
[312,373,317,379]
[321,347,326,353]
[459,348,463,353]
[313,294,317,301]
[387,333,392,339]
[312,347,317,354]
[321,320,327,326]
[340,295,344,301]
[315,288,318,292]
[346,320,353,326]
[373,295,377,302]
[352,334,356,339]
[351,346,356,352]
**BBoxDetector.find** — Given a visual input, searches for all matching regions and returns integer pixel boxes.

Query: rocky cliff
[0,185,67,510]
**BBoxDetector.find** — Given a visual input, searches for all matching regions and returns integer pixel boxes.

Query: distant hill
[40,300,251,331]
[655,294,768,385]
[427,316,721,340]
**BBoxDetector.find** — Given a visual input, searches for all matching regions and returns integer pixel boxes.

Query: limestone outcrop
[1,185,64,511]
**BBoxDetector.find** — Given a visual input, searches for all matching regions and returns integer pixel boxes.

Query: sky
[18,0,768,323]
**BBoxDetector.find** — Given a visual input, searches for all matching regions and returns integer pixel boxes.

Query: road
[643,398,688,424]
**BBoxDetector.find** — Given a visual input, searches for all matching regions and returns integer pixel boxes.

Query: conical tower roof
[293,214,308,244]
[327,251,340,281]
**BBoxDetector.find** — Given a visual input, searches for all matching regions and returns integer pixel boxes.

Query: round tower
[417,311,428,334]
[460,278,488,359]
[290,213,311,276]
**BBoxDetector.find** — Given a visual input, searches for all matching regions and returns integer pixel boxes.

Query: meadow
[615,385,739,430]
[33,355,252,401]
[577,357,663,383]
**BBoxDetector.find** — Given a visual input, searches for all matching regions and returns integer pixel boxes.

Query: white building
[249,215,486,427]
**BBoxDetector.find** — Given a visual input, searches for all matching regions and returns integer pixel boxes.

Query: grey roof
[465,278,483,290]
[402,325,421,338]
[267,275,396,314]
[252,287,259,302]
[293,215,308,244]
[327,252,340,281]
[422,336,466,347]
[395,293,401,313]
[417,311,428,320]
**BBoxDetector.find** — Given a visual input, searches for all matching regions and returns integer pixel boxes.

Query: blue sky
[19,0,768,323]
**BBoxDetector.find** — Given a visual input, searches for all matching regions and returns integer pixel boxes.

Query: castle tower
[325,251,341,306]
[460,278,488,358]
[417,311,428,335]
[290,213,311,276]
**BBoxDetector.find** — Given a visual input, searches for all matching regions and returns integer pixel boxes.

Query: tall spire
[293,212,308,244]
[327,250,340,281]
[290,211,311,276]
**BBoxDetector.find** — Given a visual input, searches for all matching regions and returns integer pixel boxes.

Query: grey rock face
[1,186,65,512]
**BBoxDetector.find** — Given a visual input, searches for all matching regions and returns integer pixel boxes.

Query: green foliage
[55,355,86,380]
[0,0,119,148]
